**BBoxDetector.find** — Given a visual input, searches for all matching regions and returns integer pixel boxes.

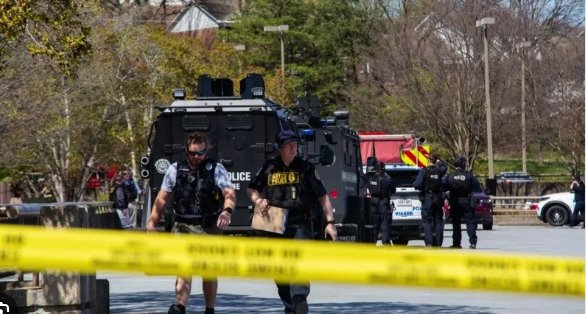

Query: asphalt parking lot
[100,225,584,314]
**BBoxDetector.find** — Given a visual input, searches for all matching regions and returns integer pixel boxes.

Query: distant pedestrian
[9,183,23,205]
[443,157,481,249]
[109,175,130,228]
[570,178,585,228]
[122,169,141,228]
[413,154,447,247]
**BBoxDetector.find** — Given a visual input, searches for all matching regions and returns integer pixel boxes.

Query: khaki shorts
[172,222,223,235]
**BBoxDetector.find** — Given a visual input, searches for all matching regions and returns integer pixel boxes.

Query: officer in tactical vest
[443,156,480,249]
[366,159,396,246]
[413,154,447,247]
[147,132,236,314]
[247,130,337,314]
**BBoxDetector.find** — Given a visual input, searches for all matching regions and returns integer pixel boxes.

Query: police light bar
[300,128,315,136]
[173,88,186,100]
[299,128,315,141]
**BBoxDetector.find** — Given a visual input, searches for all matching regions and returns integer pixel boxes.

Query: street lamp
[476,17,496,185]
[233,44,246,75]
[264,25,289,79]
[516,41,531,174]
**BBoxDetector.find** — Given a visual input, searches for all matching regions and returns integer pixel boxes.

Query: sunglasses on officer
[186,148,207,157]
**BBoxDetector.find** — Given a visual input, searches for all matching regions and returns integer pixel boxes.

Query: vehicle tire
[482,221,493,230]
[393,238,409,246]
[545,205,569,226]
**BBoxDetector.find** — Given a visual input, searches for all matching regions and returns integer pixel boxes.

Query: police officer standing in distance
[147,132,236,314]
[366,159,396,246]
[413,154,447,247]
[443,156,480,249]
[570,177,585,228]
[247,130,337,314]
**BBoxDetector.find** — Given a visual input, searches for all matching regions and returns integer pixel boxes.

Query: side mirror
[318,145,335,166]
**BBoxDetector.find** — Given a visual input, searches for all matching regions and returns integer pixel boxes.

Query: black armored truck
[291,96,369,242]
[140,74,368,241]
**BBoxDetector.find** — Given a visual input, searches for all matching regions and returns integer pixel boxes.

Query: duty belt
[174,215,203,226]
[370,197,388,202]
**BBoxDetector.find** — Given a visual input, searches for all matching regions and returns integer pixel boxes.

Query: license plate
[396,199,412,207]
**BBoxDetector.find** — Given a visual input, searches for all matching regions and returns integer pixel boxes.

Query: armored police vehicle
[140,74,367,240]
[291,96,368,242]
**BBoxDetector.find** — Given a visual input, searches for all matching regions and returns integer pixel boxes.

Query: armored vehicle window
[182,115,210,131]
[225,115,253,131]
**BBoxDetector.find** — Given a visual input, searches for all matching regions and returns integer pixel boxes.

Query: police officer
[413,154,447,247]
[443,156,480,249]
[247,130,337,314]
[570,178,585,228]
[147,132,236,314]
[366,160,396,246]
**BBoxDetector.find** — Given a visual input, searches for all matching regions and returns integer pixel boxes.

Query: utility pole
[476,17,496,194]
[476,17,496,179]
[264,25,289,79]
[517,41,531,174]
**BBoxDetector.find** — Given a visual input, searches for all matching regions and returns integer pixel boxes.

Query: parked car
[534,192,575,226]
[497,171,534,184]
[444,191,494,230]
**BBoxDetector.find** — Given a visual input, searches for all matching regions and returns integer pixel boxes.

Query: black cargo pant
[421,195,444,247]
[257,221,311,313]
[449,197,477,246]
[370,197,392,244]
[571,202,585,227]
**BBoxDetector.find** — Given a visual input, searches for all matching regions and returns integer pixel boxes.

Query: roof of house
[166,1,238,33]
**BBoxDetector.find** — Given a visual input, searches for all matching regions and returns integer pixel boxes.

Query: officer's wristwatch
[223,207,233,214]
[326,220,335,226]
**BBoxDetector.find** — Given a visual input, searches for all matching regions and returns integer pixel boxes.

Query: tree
[537,36,585,178]
[362,0,495,168]
[222,0,377,110]
[0,0,92,74]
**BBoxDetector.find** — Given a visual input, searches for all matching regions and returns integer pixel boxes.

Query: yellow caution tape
[0,225,583,297]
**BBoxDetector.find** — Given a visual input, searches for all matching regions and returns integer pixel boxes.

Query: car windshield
[386,169,419,187]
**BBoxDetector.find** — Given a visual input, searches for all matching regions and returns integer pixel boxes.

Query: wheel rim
[548,207,565,225]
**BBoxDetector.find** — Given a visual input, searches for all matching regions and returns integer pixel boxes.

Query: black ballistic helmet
[366,156,378,173]
[276,130,299,148]
[375,161,385,172]
[454,156,466,168]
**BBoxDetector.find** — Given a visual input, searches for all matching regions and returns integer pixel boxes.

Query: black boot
[168,304,186,314]
[205,308,216,314]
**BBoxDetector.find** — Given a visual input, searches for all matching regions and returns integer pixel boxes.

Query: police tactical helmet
[366,156,378,173]
[276,130,299,148]
[428,154,438,164]
[454,156,466,168]
[374,161,385,172]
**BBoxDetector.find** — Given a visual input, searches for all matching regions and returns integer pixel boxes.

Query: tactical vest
[264,157,310,215]
[424,165,442,195]
[448,169,472,197]
[367,173,384,198]
[172,159,221,217]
